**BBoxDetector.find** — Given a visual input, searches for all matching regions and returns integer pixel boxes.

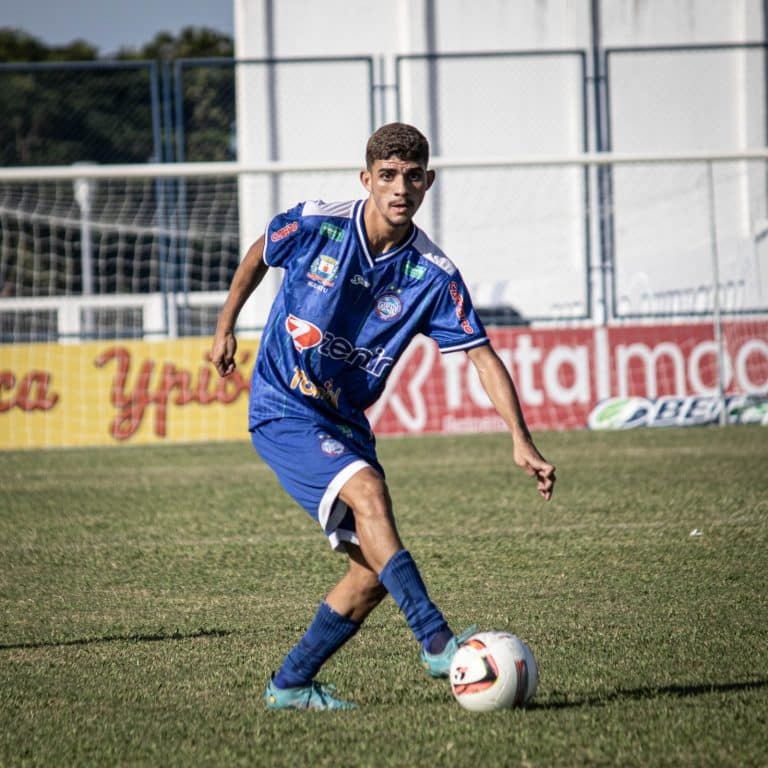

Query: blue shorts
[250,417,384,552]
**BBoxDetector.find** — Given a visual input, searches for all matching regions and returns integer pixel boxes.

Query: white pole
[73,170,94,339]
[706,161,728,427]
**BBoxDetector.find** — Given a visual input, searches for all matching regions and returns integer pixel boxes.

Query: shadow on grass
[0,627,232,651]
[537,679,768,710]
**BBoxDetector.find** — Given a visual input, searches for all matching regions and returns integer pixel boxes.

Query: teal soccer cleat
[420,625,479,678]
[265,677,357,711]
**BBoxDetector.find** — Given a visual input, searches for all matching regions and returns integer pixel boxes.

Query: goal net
[1,153,767,449]
[0,168,240,341]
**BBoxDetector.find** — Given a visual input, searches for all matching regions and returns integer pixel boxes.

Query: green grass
[1,427,767,767]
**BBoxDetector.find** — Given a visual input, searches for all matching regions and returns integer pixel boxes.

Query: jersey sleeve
[425,272,489,353]
[262,202,306,267]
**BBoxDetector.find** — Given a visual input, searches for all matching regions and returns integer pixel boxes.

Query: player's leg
[325,543,388,622]
[267,546,385,710]
[337,466,401,572]
[339,466,470,675]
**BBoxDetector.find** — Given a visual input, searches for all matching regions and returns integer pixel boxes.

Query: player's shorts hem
[328,527,360,553]
[320,459,369,552]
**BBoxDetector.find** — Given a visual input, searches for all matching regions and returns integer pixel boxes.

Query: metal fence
[0,44,767,342]
[0,60,163,166]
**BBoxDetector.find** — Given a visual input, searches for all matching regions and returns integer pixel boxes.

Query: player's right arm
[211,235,269,377]
[467,342,556,500]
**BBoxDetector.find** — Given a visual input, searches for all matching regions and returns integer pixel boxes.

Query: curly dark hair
[365,123,430,169]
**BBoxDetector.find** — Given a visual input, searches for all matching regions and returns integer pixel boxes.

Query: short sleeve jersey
[249,199,489,435]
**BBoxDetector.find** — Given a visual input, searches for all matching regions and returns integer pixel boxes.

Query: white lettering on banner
[688,341,725,395]
[443,349,513,410]
[465,348,515,408]
[737,340,768,394]
[543,345,590,405]
[442,414,507,432]
[441,352,464,410]
[467,356,490,408]
[616,343,686,397]
[367,335,435,431]
[366,323,768,435]
[616,337,768,397]
[513,335,543,405]
[459,344,589,409]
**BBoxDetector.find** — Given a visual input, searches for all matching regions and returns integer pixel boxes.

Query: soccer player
[211,122,555,710]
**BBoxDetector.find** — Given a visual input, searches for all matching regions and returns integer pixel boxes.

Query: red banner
[367,321,768,434]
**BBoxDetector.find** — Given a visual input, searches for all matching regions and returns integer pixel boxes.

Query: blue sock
[378,549,450,652]
[272,600,360,689]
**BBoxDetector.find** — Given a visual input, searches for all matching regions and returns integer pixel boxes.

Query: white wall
[233,0,766,325]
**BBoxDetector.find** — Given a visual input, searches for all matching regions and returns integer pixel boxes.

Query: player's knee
[341,467,390,517]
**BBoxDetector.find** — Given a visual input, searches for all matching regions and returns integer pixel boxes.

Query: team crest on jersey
[374,293,402,321]
[320,437,346,456]
[285,314,323,352]
[307,255,339,288]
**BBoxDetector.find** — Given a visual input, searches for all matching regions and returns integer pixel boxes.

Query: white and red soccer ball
[449,631,538,712]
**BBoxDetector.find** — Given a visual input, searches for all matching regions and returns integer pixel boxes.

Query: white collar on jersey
[354,199,419,268]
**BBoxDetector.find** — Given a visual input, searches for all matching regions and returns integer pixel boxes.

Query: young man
[211,122,555,710]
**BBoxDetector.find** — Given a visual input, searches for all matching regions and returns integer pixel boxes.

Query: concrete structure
[232,0,767,326]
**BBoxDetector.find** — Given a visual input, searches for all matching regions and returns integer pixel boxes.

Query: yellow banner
[0,338,259,450]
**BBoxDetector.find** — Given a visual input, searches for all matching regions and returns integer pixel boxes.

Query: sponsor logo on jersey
[351,274,371,288]
[284,315,393,377]
[319,221,345,242]
[290,367,341,409]
[449,281,474,334]
[271,221,299,242]
[285,315,323,352]
[307,254,339,288]
[403,261,426,280]
[374,293,403,321]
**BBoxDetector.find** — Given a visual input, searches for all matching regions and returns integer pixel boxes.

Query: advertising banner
[369,321,768,434]
[1,338,258,449]
[2,321,766,449]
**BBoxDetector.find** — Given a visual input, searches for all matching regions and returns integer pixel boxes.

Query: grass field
[1,426,767,767]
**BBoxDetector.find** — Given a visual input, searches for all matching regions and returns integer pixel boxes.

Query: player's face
[361,157,435,229]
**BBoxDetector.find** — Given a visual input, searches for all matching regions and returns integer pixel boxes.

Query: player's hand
[513,440,556,501]
[211,331,238,377]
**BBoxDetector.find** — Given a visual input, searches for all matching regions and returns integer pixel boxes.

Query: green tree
[0,27,238,307]
[0,26,234,166]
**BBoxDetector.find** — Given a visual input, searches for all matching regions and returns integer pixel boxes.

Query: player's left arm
[466,343,556,500]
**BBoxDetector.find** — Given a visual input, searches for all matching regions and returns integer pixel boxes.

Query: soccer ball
[449,630,538,712]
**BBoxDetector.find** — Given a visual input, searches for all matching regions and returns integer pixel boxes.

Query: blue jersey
[249,199,489,436]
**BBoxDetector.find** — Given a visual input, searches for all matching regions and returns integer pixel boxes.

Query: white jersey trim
[439,336,490,354]
[262,221,276,266]
[319,459,369,552]
[353,200,419,267]
[413,231,457,276]
[302,199,356,219]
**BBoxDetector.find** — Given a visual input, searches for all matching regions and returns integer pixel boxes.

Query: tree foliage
[0,26,235,166]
